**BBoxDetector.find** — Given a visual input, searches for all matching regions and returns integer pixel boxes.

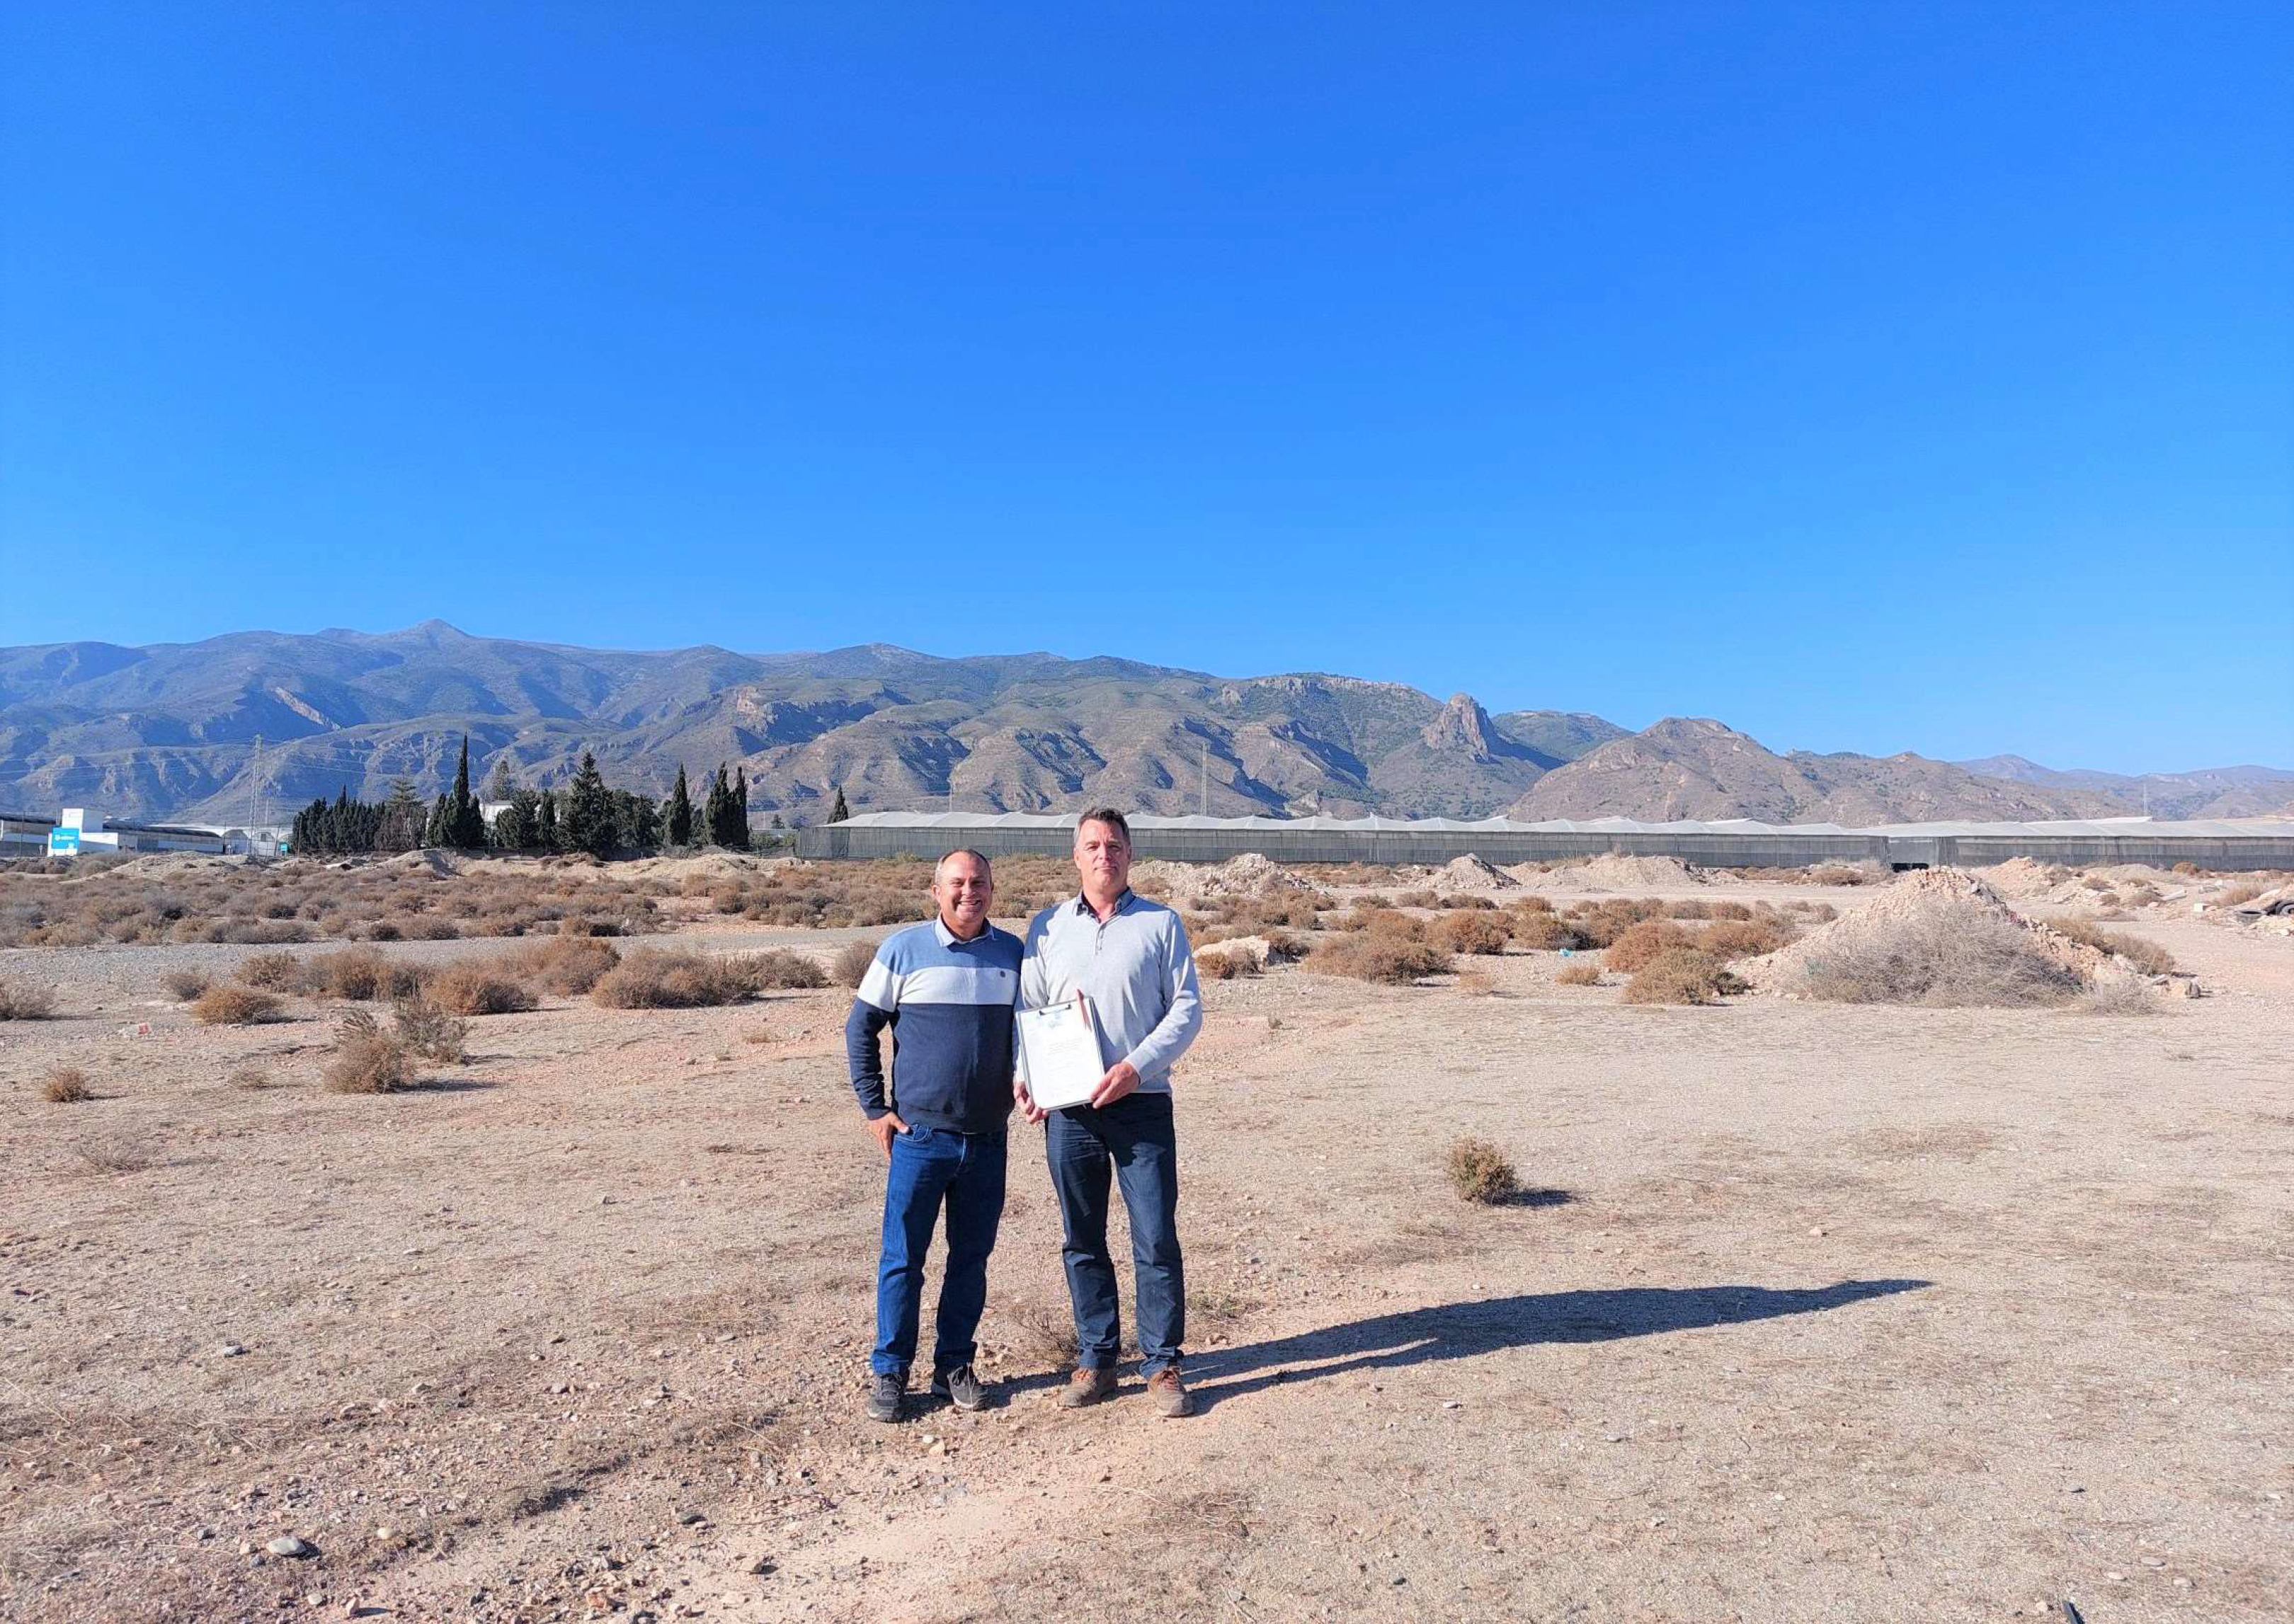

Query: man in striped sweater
[844,848,1024,1423]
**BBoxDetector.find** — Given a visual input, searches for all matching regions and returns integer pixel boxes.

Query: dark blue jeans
[872,1125,1008,1380]
[1046,1092,1185,1376]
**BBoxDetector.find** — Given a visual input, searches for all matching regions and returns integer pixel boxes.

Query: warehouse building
[795,811,2294,871]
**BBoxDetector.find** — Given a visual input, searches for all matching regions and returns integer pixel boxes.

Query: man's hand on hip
[866,1111,910,1158]
[1089,1060,1139,1109]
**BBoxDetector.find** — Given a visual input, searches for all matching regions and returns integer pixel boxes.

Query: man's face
[933,854,993,938]
[1074,820,1132,897]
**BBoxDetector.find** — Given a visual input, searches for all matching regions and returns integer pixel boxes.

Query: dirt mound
[618,852,804,882]
[1540,852,1706,893]
[65,852,245,882]
[1740,869,2150,1005]
[1134,853,1330,908]
[381,849,464,877]
[1437,854,1518,892]
[1969,857,2060,899]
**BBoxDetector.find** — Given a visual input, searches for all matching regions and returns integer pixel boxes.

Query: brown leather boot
[1146,1368,1194,1417]
[1056,1366,1117,1408]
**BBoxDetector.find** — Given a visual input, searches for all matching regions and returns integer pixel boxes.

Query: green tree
[423,792,450,848]
[666,765,694,846]
[491,787,540,848]
[379,778,426,852]
[561,750,614,858]
[445,736,487,848]
[703,764,734,847]
[733,766,752,849]
[484,754,516,804]
[536,789,559,850]
[829,784,850,823]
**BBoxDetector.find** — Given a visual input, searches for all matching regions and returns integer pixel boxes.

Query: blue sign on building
[47,828,81,857]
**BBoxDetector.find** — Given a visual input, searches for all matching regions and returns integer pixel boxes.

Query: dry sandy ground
[1,877,2288,1624]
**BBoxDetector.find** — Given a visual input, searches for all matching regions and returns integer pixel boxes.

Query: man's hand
[865,1111,911,1158]
[1089,1059,1139,1109]
[1014,1074,1046,1126]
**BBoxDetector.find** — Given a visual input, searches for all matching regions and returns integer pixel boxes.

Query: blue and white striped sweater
[843,918,1022,1133]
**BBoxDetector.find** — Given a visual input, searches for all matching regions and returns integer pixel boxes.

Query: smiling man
[1017,807,1204,1417]
[845,848,1023,1423]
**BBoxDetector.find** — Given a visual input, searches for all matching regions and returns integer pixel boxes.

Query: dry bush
[2074,979,2159,1017]
[1701,917,1795,959]
[1604,920,1697,973]
[1706,899,1752,921]
[1556,960,1602,987]
[2050,919,2176,976]
[389,996,469,1063]
[1621,947,1742,1006]
[2216,882,2265,907]
[743,949,828,990]
[1808,864,1878,886]
[2080,875,2112,892]
[325,1026,413,1094]
[739,1023,772,1045]
[162,969,212,1001]
[234,951,307,992]
[1792,914,2081,1008]
[0,976,57,1019]
[1195,948,1257,980]
[594,949,758,1009]
[1504,909,1588,951]
[1444,1137,1519,1204]
[190,985,282,1025]
[1393,888,1440,909]
[1306,936,1453,985]
[42,1067,93,1104]
[307,947,427,1001]
[1260,927,1306,961]
[1456,966,1498,996]
[2171,860,2199,876]
[229,1068,276,1090]
[426,961,538,1016]
[1432,910,1509,956]
[833,939,881,989]
[1513,893,1553,913]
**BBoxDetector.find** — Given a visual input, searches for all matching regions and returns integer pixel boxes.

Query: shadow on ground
[1183,1278,1930,1407]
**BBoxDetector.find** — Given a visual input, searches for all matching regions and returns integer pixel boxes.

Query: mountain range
[1,623,2286,828]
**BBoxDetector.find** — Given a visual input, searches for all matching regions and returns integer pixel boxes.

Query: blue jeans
[1046,1092,1185,1376]
[872,1125,1008,1380]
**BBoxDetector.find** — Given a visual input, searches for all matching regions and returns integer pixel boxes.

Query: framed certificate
[1017,995,1105,1111]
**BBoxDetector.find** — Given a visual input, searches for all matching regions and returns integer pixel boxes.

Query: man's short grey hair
[1074,807,1132,846]
[934,847,993,879]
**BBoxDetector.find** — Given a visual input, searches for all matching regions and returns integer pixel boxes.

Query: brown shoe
[1146,1369,1194,1418]
[1056,1367,1117,1409]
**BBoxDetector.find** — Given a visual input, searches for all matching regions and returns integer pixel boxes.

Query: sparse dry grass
[42,1067,93,1104]
[2051,919,2178,976]
[833,939,880,989]
[1306,936,1454,985]
[1791,914,2082,1008]
[189,985,282,1025]
[1556,960,1602,987]
[1444,1137,1519,1203]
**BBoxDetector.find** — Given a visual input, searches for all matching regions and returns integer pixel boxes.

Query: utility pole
[247,735,265,836]
[1200,745,1208,817]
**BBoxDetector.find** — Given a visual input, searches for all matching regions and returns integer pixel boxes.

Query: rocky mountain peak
[1420,692,1503,762]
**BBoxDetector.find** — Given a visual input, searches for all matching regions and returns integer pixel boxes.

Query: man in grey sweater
[1017,807,1204,1417]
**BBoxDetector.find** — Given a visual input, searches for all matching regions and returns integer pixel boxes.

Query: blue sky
[4,2,2288,773]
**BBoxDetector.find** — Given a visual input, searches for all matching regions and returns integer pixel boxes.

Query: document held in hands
[1017,995,1105,1111]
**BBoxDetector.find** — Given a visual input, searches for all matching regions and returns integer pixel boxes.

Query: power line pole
[1200,745,1209,817]
[247,736,265,835]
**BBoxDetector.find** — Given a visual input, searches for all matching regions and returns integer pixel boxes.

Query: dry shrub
[1432,910,1509,956]
[1793,914,2080,1008]
[1622,948,1742,1006]
[234,951,307,991]
[229,1068,276,1090]
[2074,979,2159,1016]
[2080,875,2112,892]
[1456,967,1498,996]
[390,996,468,1063]
[1514,893,1554,913]
[2050,919,2177,976]
[2217,882,2264,906]
[1808,864,1877,886]
[1444,1137,1519,1203]
[190,985,282,1025]
[1556,960,1602,987]
[1701,917,1794,958]
[1604,920,1697,972]
[1505,910,1588,951]
[1394,888,1440,909]
[740,1023,772,1045]
[1306,936,1453,985]
[486,936,620,995]
[1195,948,1257,980]
[163,969,212,1001]
[744,949,828,990]
[594,949,756,1009]
[1707,900,1752,921]
[0,977,57,1019]
[42,1067,93,1104]
[307,947,428,1001]
[834,939,881,989]
[325,1031,413,1094]
[427,961,537,1016]
[1261,928,1306,961]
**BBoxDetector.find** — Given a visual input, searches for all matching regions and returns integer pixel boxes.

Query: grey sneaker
[864,1373,905,1423]
[1056,1366,1117,1409]
[931,1363,986,1412]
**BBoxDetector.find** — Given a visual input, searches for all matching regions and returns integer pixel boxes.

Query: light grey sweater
[1018,890,1202,1095]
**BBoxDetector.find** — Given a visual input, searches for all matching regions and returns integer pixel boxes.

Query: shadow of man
[1186,1279,1929,1408]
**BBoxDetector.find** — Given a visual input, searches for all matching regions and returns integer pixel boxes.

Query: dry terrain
[1,854,2288,1623]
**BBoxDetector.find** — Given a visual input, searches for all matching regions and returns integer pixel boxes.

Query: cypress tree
[380,778,424,852]
[484,754,515,804]
[733,767,751,850]
[561,750,614,858]
[829,785,850,824]
[667,765,693,847]
[423,792,450,848]
[703,765,731,847]
[446,736,486,848]
[537,789,559,850]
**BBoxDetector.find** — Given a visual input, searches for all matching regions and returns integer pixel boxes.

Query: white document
[1016,995,1105,1111]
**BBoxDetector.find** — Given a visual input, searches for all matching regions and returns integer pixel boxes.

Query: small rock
[2173,1578,2193,1589]
[1807,1226,1826,1237]
[195,1526,215,1541]
[1441,1400,1462,1410]
[2105,1572,2127,1582]
[268,1535,312,1557]
[2141,1557,2166,1568]
[678,1509,705,1526]
[218,1343,248,1358]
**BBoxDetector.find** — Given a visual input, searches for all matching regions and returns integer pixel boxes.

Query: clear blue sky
[4,2,2288,773]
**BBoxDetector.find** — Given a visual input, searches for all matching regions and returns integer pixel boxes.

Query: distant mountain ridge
[0,623,2279,828]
